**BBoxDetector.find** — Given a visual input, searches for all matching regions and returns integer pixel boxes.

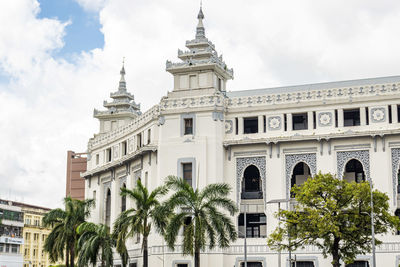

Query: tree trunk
[70,245,75,267]
[332,238,341,267]
[66,249,70,267]
[194,247,200,267]
[143,235,148,267]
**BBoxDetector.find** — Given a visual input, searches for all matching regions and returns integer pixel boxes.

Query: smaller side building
[66,150,87,200]
[0,199,24,267]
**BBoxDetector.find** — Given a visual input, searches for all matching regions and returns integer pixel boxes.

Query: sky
[1,0,400,208]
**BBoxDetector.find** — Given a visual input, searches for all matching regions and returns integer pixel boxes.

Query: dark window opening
[177,264,188,267]
[182,163,193,187]
[292,113,308,130]
[238,213,266,238]
[241,165,262,199]
[121,183,126,212]
[344,159,365,183]
[184,118,193,135]
[105,189,111,226]
[398,105,400,123]
[284,114,287,131]
[389,105,392,123]
[335,110,338,127]
[291,262,314,267]
[365,107,369,125]
[244,117,258,134]
[129,263,137,267]
[313,111,316,129]
[291,162,311,197]
[235,118,239,135]
[137,133,142,149]
[263,115,266,133]
[344,109,360,127]
[395,209,400,235]
[345,261,369,267]
[218,78,222,90]
[147,129,151,144]
[122,141,127,156]
[397,169,400,194]
[106,148,112,162]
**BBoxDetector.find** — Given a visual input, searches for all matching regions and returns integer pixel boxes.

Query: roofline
[0,198,52,211]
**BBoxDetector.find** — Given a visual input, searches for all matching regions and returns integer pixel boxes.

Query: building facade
[66,150,87,200]
[0,200,24,267]
[82,7,400,267]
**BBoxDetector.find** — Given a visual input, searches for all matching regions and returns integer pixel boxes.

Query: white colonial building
[82,7,400,267]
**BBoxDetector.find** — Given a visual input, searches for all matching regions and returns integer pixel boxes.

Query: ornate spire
[118,58,127,92]
[196,4,205,39]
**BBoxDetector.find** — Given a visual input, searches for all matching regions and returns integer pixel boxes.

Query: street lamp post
[369,180,376,267]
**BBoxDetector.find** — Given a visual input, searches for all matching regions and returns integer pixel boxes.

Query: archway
[291,162,311,188]
[241,165,262,199]
[343,159,365,183]
[105,188,111,226]
[121,183,126,212]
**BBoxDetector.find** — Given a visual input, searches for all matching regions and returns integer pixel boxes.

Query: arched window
[344,159,365,183]
[105,188,111,226]
[291,162,311,188]
[121,183,126,212]
[241,165,262,199]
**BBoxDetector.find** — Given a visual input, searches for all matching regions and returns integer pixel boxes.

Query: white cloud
[2,0,400,208]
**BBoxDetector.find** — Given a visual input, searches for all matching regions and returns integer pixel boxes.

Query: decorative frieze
[267,116,282,131]
[285,153,317,199]
[318,112,333,127]
[370,107,386,123]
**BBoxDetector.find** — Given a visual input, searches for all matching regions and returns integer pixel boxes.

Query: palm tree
[43,196,94,267]
[164,176,238,267]
[113,179,169,267]
[76,222,119,267]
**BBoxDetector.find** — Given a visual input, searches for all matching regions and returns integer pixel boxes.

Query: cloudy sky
[1,0,400,208]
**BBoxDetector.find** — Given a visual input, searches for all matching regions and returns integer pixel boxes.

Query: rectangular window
[335,110,338,127]
[129,264,138,267]
[240,262,263,267]
[122,141,127,156]
[398,105,400,123]
[389,105,392,123]
[93,190,96,202]
[177,264,189,267]
[96,154,99,165]
[235,118,238,135]
[313,111,316,129]
[145,171,148,188]
[137,133,142,149]
[292,113,308,130]
[284,114,287,131]
[243,117,258,134]
[184,118,193,135]
[345,261,369,267]
[263,115,266,132]
[291,262,315,267]
[182,163,193,187]
[238,213,266,238]
[343,109,360,126]
[106,148,112,162]
[365,107,369,125]
[218,78,222,90]
[11,244,18,253]
[147,129,151,144]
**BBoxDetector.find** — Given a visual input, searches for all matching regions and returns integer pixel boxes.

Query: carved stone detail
[285,153,317,199]
[371,107,386,123]
[225,120,233,134]
[318,112,333,127]
[391,148,400,205]
[236,156,266,205]
[336,150,370,181]
[268,116,282,130]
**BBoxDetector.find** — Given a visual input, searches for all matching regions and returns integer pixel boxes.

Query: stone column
[258,115,264,133]
[307,111,313,130]
[238,117,244,135]
[392,104,398,123]
[338,109,344,127]
[287,114,293,131]
[360,107,367,126]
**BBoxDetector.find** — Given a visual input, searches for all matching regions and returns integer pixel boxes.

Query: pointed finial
[119,58,126,91]
[196,2,205,39]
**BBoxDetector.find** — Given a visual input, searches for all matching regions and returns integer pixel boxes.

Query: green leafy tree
[267,172,400,267]
[113,179,169,267]
[43,197,94,267]
[76,222,120,267]
[164,176,238,267]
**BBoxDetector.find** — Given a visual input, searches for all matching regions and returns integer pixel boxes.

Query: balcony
[241,191,263,199]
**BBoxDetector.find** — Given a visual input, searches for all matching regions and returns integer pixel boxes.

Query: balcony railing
[241,191,263,199]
